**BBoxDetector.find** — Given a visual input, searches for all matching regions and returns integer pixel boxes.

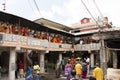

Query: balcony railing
[27,37,48,48]
[75,43,101,51]
[49,43,60,48]
[0,33,74,51]
[61,44,72,49]
[0,33,101,51]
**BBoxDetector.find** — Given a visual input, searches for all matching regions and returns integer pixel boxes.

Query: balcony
[0,33,101,52]
[0,33,73,51]
[75,43,101,51]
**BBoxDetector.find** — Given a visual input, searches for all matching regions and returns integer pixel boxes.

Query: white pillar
[59,53,62,63]
[113,51,117,68]
[100,39,107,75]
[39,51,45,73]
[90,53,94,68]
[9,48,16,80]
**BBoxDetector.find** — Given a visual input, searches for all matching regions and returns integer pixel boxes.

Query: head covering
[76,57,81,61]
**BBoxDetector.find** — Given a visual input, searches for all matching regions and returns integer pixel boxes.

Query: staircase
[26,50,33,65]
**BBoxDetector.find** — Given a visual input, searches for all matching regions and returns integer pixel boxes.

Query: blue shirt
[26,74,40,80]
[28,67,33,75]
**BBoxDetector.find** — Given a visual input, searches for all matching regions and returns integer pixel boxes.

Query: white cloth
[86,58,90,63]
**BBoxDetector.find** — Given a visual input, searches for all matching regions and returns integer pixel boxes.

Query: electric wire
[33,0,43,18]
[81,0,97,23]
[93,0,104,18]
[27,0,38,18]
[87,0,99,20]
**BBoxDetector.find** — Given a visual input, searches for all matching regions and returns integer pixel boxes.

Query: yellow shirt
[75,63,82,75]
[93,67,103,80]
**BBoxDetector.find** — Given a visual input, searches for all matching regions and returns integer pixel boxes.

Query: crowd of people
[55,54,104,80]
[0,21,73,44]
[15,60,40,80]
[0,21,104,80]
[64,57,88,80]
[25,62,41,80]
[0,21,99,45]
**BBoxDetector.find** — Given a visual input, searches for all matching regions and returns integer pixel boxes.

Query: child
[26,65,33,78]
[27,65,33,75]
[70,69,77,80]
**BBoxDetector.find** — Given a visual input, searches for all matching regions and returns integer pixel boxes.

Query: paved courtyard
[1,70,91,80]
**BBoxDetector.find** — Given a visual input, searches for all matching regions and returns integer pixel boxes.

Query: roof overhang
[34,18,73,32]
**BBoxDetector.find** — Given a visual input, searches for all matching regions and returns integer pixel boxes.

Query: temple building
[0,11,120,80]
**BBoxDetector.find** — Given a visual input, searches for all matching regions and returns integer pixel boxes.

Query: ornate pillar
[113,51,117,68]
[39,51,45,73]
[9,48,16,80]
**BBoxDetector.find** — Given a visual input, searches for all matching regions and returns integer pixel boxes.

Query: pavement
[0,69,92,80]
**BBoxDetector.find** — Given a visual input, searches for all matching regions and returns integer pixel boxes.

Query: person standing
[74,57,82,80]
[26,69,40,80]
[86,57,90,75]
[64,60,72,80]
[55,60,61,78]
[70,54,75,68]
[27,65,33,75]
[82,60,87,78]
[61,58,65,71]
[18,60,24,78]
[70,69,76,80]
[93,63,103,80]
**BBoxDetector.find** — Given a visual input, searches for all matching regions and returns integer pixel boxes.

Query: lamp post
[97,18,107,80]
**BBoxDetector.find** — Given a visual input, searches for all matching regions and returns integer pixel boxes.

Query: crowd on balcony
[0,21,73,44]
[76,36,99,45]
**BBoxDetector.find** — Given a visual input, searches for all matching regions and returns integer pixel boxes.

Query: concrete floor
[1,69,91,80]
